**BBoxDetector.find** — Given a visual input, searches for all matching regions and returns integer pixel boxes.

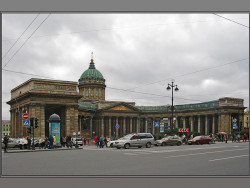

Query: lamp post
[167,79,179,135]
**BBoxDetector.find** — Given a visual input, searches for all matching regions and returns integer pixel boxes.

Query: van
[115,133,154,149]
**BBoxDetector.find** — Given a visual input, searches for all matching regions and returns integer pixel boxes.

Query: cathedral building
[7,55,246,139]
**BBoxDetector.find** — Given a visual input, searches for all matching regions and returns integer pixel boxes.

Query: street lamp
[167,79,179,135]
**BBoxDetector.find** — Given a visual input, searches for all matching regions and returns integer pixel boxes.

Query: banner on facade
[51,122,60,145]
[160,123,165,133]
[178,128,189,132]
[233,123,238,129]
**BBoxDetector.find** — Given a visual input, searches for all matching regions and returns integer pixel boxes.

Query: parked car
[188,135,212,145]
[155,136,182,146]
[72,137,83,146]
[2,138,20,149]
[115,133,154,149]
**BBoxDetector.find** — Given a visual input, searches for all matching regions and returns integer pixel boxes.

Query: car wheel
[124,143,130,149]
[177,142,181,146]
[146,142,151,148]
[138,146,142,148]
[110,143,113,148]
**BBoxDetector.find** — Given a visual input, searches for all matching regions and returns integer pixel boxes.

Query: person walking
[104,137,108,147]
[99,136,104,148]
[243,133,247,142]
[96,136,100,148]
[224,134,228,143]
[83,137,87,146]
[27,136,31,150]
[39,137,42,149]
[49,135,54,149]
[212,134,215,144]
[237,133,241,142]
[3,135,9,153]
[62,136,66,147]
[53,135,56,148]
[44,136,49,149]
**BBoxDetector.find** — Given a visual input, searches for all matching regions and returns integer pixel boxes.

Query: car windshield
[162,136,171,140]
[193,136,201,139]
[119,134,133,140]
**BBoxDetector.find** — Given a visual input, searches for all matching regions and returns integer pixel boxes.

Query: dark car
[188,135,212,145]
[155,136,182,146]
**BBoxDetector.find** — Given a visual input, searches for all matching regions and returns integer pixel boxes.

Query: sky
[2,13,249,120]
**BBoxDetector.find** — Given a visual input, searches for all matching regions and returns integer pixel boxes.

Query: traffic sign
[23,120,30,127]
[116,124,120,129]
[23,113,29,119]
[155,122,159,127]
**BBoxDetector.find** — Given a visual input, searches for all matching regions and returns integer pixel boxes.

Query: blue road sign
[233,122,238,129]
[116,124,120,129]
[155,122,159,127]
[23,120,30,127]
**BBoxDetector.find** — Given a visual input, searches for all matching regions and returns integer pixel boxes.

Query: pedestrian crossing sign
[23,120,30,126]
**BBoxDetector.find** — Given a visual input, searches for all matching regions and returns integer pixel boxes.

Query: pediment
[110,105,133,111]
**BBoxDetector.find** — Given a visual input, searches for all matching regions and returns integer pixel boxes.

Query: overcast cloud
[2,13,249,120]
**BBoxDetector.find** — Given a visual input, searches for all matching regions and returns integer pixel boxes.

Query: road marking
[209,155,249,162]
[124,153,138,155]
[164,148,248,159]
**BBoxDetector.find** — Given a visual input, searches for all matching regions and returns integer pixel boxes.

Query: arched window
[86,89,89,96]
[91,89,94,96]
[96,90,99,96]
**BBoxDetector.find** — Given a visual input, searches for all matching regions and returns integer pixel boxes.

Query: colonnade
[77,114,226,138]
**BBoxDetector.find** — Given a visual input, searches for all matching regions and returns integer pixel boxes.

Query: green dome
[79,60,104,81]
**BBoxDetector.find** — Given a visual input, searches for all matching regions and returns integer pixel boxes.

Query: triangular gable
[110,105,133,111]
[101,102,140,112]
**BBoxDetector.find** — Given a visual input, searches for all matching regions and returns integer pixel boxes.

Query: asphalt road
[2,142,249,176]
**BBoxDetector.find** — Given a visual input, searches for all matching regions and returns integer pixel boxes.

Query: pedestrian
[243,133,247,142]
[44,136,49,149]
[153,135,156,141]
[182,134,186,144]
[190,134,194,140]
[232,134,235,142]
[99,136,104,148]
[107,136,111,147]
[49,135,53,149]
[53,135,56,148]
[62,136,66,147]
[237,133,241,142]
[104,137,107,147]
[3,135,9,153]
[212,134,215,143]
[224,134,228,143]
[27,136,31,150]
[39,137,42,149]
[96,136,100,148]
[83,137,86,146]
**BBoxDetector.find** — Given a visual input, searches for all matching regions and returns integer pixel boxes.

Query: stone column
[90,117,93,138]
[137,117,140,133]
[40,104,46,138]
[101,116,104,137]
[130,117,132,133]
[123,117,126,135]
[176,117,179,128]
[115,117,118,138]
[108,117,111,137]
[205,115,208,135]
[190,116,194,132]
[65,105,71,136]
[152,118,155,135]
[145,119,148,133]
[198,115,201,133]
[183,117,186,128]
[212,115,215,134]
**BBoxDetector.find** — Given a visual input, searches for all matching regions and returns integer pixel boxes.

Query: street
[2,142,249,176]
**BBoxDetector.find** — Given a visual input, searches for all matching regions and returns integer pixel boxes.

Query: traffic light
[27,127,31,134]
[30,117,34,127]
[35,118,39,128]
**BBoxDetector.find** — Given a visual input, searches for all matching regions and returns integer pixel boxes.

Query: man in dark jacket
[27,136,31,150]
[3,135,9,152]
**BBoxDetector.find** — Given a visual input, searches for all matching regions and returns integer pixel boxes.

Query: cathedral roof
[79,58,104,81]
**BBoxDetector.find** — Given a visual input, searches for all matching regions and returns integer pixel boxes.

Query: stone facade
[7,59,246,139]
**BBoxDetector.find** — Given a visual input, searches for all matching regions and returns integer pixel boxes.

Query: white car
[72,137,83,146]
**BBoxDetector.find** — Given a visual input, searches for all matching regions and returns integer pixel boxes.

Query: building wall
[2,121,11,136]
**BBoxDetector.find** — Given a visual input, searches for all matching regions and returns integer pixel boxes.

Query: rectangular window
[96,90,99,96]
[91,89,94,96]
[86,90,89,96]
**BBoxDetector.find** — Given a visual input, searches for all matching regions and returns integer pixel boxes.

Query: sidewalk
[2,143,97,153]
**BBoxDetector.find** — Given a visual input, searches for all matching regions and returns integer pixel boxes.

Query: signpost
[23,120,30,127]
[23,113,29,119]
[160,123,165,133]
